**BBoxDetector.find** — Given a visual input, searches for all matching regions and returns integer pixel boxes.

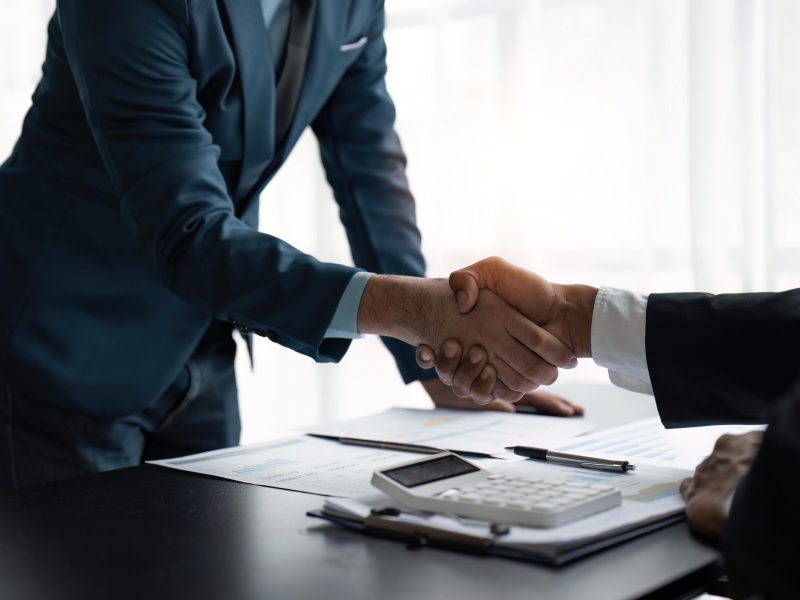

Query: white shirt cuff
[324,272,374,339]
[591,287,654,395]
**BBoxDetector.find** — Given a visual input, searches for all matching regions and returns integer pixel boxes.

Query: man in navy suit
[0,1,580,489]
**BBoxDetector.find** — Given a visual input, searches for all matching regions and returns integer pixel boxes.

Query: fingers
[416,344,436,369]
[452,346,489,399]
[507,312,578,369]
[470,365,497,405]
[481,398,516,413]
[434,343,496,405]
[515,391,584,417]
[491,375,527,403]
[419,339,498,405]
[434,340,463,385]
[422,377,512,412]
[494,336,559,388]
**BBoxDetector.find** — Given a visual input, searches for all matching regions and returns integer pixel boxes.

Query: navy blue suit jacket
[0,0,428,416]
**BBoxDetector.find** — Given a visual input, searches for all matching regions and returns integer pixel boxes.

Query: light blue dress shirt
[260,0,371,340]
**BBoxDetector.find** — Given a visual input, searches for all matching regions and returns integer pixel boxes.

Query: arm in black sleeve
[646,289,800,426]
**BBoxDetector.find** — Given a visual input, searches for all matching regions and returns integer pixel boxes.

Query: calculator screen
[382,455,479,488]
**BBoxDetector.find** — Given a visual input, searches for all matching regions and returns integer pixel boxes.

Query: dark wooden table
[0,384,722,600]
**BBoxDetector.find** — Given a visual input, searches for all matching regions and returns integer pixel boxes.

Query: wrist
[357,275,447,346]
[555,284,598,358]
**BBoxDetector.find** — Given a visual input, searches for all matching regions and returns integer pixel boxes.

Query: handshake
[357,257,599,407]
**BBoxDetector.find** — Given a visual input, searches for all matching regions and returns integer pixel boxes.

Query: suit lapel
[220,0,276,199]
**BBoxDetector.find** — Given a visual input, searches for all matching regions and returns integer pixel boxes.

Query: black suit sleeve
[722,387,800,599]
[645,289,800,427]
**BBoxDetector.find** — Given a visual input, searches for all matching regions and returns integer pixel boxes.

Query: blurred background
[2,0,798,442]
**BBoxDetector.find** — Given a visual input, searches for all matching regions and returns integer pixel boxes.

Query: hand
[417,340,585,410]
[415,258,596,402]
[421,378,583,417]
[357,276,577,400]
[680,431,763,540]
[448,257,597,358]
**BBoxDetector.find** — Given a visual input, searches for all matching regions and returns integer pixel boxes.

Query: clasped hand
[404,277,577,403]
[415,257,595,405]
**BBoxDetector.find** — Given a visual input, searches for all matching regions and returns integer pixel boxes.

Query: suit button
[266,330,280,343]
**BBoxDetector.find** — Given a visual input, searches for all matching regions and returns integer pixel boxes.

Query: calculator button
[561,489,592,498]
[439,490,461,500]
[531,502,557,511]
[479,498,505,507]
[474,483,491,489]
[460,494,480,503]
[506,501,531,510]
[560,493,585,501]
[589,484,614,492]
[563,481,590,488]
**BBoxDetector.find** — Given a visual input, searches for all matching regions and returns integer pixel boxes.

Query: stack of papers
[151,409,764,565]
[149,408,594,497]
[150,436,420,497]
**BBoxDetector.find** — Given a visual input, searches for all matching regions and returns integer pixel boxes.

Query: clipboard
[307,507,686,566]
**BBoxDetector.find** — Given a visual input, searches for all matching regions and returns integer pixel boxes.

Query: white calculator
[372,452,621,528]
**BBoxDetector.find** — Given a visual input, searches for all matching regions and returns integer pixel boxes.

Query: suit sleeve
[311,3,432,384]
[646,289,800,426]
[57,0,357,363]
[722,385,800,598]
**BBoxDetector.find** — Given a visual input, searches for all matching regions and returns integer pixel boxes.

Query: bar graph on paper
[555,417,765,470]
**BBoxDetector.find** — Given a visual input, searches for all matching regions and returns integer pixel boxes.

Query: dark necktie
[274,0,317,145]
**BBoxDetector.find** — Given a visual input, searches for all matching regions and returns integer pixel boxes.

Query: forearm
[647,289,800,425]
[357,275,446,346]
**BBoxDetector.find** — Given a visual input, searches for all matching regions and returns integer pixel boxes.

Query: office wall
[2,1,799,441]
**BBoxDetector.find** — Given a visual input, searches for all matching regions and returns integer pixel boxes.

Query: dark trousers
[0,322,240,491]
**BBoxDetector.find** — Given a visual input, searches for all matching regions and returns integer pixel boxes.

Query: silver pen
[505,445,636,473]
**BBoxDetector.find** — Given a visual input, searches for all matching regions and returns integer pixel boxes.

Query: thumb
[448,270,482,314]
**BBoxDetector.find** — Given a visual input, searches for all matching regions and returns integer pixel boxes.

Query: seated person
[416,257,799,599]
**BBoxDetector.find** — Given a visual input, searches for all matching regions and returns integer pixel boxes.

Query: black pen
[308,433,497,459]
[505,445,636,473]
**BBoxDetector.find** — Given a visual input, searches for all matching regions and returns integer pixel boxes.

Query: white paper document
[309,407,595,457]
[554,417,765,470]
[149,436,423,497]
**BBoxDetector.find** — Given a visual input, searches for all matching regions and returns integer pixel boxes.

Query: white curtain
[1,0,797,441]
